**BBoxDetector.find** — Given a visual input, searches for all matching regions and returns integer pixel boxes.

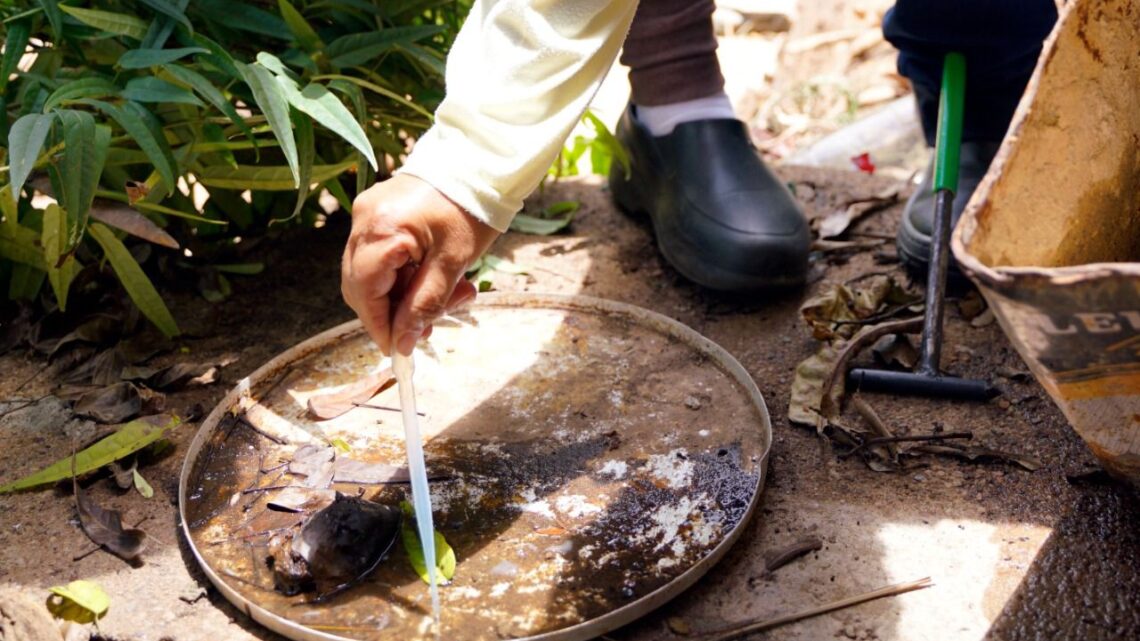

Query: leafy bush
[0,0,470,336]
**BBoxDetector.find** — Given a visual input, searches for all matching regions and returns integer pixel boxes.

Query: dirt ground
[2,167,1139,641]
[4,1,1140,640]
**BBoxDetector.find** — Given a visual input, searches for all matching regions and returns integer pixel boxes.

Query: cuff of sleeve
[395,130,521,234]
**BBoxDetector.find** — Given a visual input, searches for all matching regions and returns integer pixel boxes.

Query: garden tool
[848,53,995,400]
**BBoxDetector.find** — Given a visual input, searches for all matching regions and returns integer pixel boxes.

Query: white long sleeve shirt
[397,0,639,232]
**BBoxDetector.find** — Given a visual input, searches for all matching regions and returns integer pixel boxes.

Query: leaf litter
[72,451,148,563]
[788,273,1038,473]
[47,580,111,624]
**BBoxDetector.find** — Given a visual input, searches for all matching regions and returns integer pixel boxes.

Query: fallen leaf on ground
[73,382,142,423]
[800,275,915,341]
[73,455,147,562]
[0,417,178,492]
[144,362,220,390]
[872,334,919,370]
[817,185,902,239]
[401,501,457,584]
[132,468,154,498]
[788,342,840,430]
[45,315,123,357]
[47,580,110,624]
[908,444,1042,471]
[307,368,395,419]
[510,201,578,235]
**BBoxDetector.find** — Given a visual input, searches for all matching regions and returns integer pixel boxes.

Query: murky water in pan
[181,294,770,641]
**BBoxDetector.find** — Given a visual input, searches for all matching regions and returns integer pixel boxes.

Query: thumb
[390,252,467,355]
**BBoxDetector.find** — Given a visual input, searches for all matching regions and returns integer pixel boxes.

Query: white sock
[634,92,736,136]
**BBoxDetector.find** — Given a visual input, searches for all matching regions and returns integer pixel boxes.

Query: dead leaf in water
[74,382,142,423]
[307,368,395,419]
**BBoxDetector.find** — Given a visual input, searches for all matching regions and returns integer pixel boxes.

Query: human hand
[341,174,500,356]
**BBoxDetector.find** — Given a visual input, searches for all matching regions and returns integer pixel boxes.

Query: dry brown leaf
[74,382,142,424]
[788,343,840,431]
[817,185,903,239]
[872,334,919,370]
[90,202,179,249]
[908,444,1042,471]
[72,455,147,563]
[307,369,395,420]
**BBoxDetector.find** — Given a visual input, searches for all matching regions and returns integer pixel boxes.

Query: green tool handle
[933,52,966,193]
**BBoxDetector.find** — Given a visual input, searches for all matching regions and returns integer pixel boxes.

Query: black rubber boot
[609,105,810,291]
[897,141,1001,277]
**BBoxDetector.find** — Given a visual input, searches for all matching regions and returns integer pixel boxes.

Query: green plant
[0,0,469,336]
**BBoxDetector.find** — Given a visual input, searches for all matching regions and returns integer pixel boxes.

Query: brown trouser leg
[620,0,724,106]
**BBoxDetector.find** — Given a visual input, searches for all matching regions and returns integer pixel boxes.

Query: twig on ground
[764,537,824,572]
[852,396,897,459]
[696,577,934,641]
[818,317,924,421]
[353,402,425,417]
[841,432,973,459]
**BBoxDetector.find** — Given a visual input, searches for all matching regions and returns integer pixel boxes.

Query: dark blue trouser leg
[883,1,1058,145]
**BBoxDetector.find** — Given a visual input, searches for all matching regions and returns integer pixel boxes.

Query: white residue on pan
[430,473,487,512]
[597,460,628,479]
[446,585,482,600]
[609,389,624,407]
[577,544,596,560]
[490,582,511,597]
[644,448,694,489]
[621,493,722,574]
[553,494,601,518]
[698,429,710,437]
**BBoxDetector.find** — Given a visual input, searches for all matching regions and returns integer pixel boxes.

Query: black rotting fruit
[267,493,401,600]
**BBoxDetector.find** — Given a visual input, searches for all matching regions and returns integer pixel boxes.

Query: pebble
[684,396,702,410]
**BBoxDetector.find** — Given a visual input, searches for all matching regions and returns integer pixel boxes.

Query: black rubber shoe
[897,141,1001,276]
[609,105,810,291]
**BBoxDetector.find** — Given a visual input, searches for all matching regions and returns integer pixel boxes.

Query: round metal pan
[179,293,771,641]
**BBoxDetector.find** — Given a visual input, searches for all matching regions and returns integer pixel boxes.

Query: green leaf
[323,176,352,211]
[47,580,110,624]
[55,111,111,245]
[330,437,351,453]
[254,51,297,81]
[118,47,207,69]
[88,223,180,337]
[42,78,120,112]
[326,25,445,68]
[0,19,30,93]
[135,0,192,33]
[77,100,177,198]
[8,264,45,300]
[318,73,432,119]
[287,112,314,224]
[196,158,355,191]
[132,468,154,498]
[36,0,62,40]
[6,113,55,205]
[58,5,148,41]
[214,262,264,275]
[583,110,630,179]
[0,222,46,270]
[400,501,456,584]
[121,77,204,105]
[237,62,298,187]
[510,201,579,235]
[163,64,253,142]
[0,418,177,492]
[278,0,323,53]
[196,0,290,40]
[41,203,78,311]
[276,79,378,171]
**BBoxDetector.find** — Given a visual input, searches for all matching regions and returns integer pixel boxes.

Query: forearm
[397,0,639,232]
